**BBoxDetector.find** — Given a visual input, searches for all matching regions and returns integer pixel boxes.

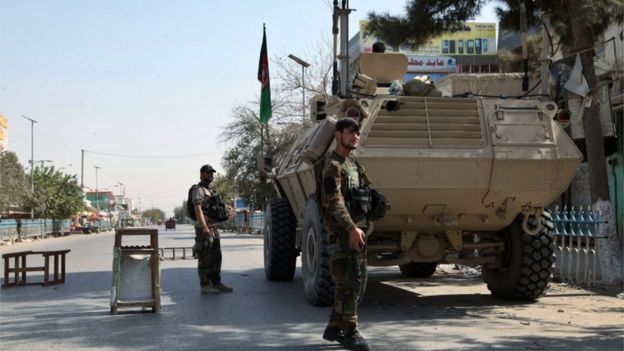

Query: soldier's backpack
[186,185,198,221]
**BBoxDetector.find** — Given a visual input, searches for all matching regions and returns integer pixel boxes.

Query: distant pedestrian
[190,164,233,295]
[16,218,22,241]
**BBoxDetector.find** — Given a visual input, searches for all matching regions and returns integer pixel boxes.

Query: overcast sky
[1,0,497,216]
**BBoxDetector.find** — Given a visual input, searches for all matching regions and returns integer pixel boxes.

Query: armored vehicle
[263,2,582,306]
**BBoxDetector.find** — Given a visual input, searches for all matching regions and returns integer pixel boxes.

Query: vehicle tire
[301,196,334,307]
[482,210,555,300]
[399,262,438,278]
[263,198,298,281]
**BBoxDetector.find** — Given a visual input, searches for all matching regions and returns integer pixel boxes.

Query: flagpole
[260,23,265,155]
[260,121,264,156]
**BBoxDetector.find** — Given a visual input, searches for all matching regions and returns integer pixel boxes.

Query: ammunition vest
[189,184,229,223]
[203,190,229,223]
[315,153,373,224]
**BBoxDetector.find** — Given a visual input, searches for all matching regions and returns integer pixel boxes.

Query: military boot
[342,330,370,351]
[213,282,233,293]
[322,326,343,343]
[200,285,220,295]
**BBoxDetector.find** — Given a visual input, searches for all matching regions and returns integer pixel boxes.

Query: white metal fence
[0,219,71,241]
[551,206,606,287]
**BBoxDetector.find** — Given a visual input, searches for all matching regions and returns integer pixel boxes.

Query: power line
[84,149,220,159]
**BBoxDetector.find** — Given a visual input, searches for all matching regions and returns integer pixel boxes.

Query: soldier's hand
[202,226,212,237]
[348,227,366,253]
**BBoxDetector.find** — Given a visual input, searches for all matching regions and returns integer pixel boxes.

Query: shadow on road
[1,263,621,350]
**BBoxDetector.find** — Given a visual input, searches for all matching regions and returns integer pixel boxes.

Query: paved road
[1,225,622,350]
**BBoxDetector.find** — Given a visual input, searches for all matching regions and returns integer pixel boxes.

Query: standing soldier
[320,118,371,351]
[191,164,233,295]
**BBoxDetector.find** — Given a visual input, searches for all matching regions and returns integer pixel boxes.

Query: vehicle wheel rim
[305,227,317,273]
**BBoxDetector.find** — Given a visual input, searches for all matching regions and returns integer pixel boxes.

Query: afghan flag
[257,24,272,124]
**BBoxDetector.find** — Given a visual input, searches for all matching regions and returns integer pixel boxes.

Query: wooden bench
[2,250,71,288]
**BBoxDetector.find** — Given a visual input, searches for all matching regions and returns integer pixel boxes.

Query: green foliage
[31,165,84,219]
[496,35,543,73]
[218,40,332,210]
[367,0,623,51]
[0,151,31,215]
[220,105,276,210]
[367,0,486,48]
[495,0,623,50]
[212,174,233,204]
[173,201,187,222]
[142,208,165,223]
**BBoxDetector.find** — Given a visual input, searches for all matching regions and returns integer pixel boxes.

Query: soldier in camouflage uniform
[320,119,371,351]
[192,164,233,295]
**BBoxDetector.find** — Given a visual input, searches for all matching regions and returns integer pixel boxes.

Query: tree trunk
[569,0,622,285]
[569,1,609,203]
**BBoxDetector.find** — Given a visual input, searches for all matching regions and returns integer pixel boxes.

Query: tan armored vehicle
[263,3,582,306]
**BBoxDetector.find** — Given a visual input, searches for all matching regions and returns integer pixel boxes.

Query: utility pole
[539,13,552,99]
[519,1,529,93]
[21,115,37,219]
[81,149,85,190]
[118,182,125,197]
[332,0,352,98]
[288,54,311,123]
[94,165,101,211]
[115,182,124,229]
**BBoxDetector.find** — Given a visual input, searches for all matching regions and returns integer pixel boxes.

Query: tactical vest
[315,153,372,225]
[341,158,371,224]
[191,185,229,223]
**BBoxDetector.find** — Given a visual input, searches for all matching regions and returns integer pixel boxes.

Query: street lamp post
[288,54,311,124]
[94,166,101,211]
[115,182,124,229]
[21,115,38,219]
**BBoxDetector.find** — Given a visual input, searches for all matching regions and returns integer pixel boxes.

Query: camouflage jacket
[319,150,371,232]
[191,182,215,227]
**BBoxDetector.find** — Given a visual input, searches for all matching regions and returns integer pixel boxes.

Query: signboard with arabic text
[407,55,456,73]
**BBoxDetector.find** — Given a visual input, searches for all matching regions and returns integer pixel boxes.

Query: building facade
[349,21,499,82]
[85,191,114,211]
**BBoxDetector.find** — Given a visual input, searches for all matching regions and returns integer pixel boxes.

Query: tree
[30,165,84,219]
[0,151,31,215]
[366,0,486,48]
[212,174,233,204]
[220,104,276,210]
[497,35,542,73]
[173,201,187,223]
[219,40,333,210]
[142,208,165,223]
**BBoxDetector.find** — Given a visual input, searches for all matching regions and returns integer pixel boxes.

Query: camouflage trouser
[327,230,368,334]
[195,227,222,287]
